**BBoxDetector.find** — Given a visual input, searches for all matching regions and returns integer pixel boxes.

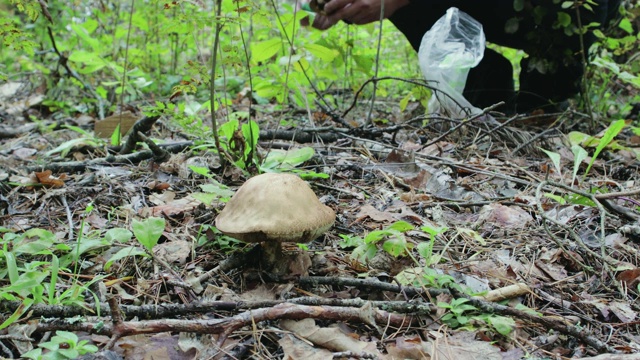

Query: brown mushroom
[215,173,335,272]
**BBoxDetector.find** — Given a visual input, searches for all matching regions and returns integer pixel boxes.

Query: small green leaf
[338,234,364,248]
[513,0,524,11]
[539,148,562,177]
[420,225,448,236]
[104,228,133,243]
[49,255,59,304]
[364,229,387,244]
[304,43,339,62]
[45,138,104,157]
[191,192,217,206]
[561,1,573,9]
[387,221,413,232]
[544,193,566,204]
[488,315,516,336]
[618,18,633,34]
[111,123,121,146]
[21,348,42,360]
[132,217,165,253]
[251,38,282,63]
[53,330,79,345]
[262,147,315,171]
[556,12,572,27]
[455,228,486,245]
[59,349,80,359]
[189,165,212,178]
[70,24,101,51]
[0,297,33,330]
[565,193,596,207]
[584,119,626,177]
[382,235,411,257]
[571,144,588,184]
[104,246,149,271]
[242,120,260,156]
[351,243,378,263]
[399,92,412,112]
[3,251,18,284]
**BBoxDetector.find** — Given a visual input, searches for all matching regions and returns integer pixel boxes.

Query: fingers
[312,15,337,30]
[324,0,380,25]
[323,0,353,14]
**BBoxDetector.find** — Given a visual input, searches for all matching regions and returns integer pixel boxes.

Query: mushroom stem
[261,241,284,268]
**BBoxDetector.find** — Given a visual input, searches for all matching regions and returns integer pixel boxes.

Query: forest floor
[1,78,640,360]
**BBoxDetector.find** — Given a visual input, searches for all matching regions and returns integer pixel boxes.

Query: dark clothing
[388,0,621,112]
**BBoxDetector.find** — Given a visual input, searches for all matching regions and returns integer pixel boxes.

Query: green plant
[198,225,244,251]
[339,220,415,263]
[191,177,235,205]
[103,217,165,271]
[417,225,448,267]
[44,125,106,158]
[541,119,627,204]
[132,217,165,253]
[587,3,640,115]
[261,147,315,172]
[217,118,259,170]
[339,221,449,268]
[0,227,108,329]
[438,298,478,327]
[22,330,99,359]
[0,1,38,80]
[437,298,517,336]
[395,266,456,289]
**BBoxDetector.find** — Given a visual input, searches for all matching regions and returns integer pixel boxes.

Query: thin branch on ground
[25,142,191,173]
[119,115,161,154]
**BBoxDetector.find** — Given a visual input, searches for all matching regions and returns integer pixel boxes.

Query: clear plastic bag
[419,7,485,117]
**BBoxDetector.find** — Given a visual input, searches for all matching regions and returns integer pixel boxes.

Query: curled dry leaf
[31,170,66,188]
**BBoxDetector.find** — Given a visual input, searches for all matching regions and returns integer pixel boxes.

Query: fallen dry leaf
[476,203,533,230]
[616,268,640,288]
[279,318,384,358]
[31,170,66,188]
[279,333,334,360]
[356,204,396,223]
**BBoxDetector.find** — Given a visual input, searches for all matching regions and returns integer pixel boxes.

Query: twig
[119,115,161,154]
[421,102,504,150]
[208,0,225,168]
[104,297,124,349]
[534,180,620,277]
[343,76,441,119]
[152,255,197,301]
[260,129,341,143]
[364,0,386,127]
[135,131,171,164]
[1,296,428,321]
[34,303,415,347]
[25,142,191,173]
[59,195,74,240]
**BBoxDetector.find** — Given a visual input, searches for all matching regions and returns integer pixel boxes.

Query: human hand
[309,0,410,30]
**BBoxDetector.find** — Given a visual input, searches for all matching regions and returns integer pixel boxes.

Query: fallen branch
[448,286,618,354]
[119,115,161,154]
[32,302,415,349]
[25,142,191,173]
[2,296,432,321]
[259,129,341,143]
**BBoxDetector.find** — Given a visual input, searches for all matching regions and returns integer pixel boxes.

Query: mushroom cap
[215,173,335,243]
